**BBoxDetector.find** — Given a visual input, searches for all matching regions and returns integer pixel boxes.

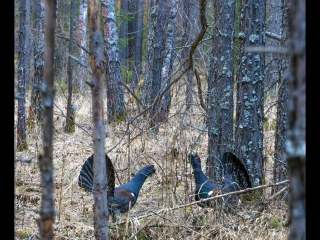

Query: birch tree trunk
[102,0,127,123]
[158,0,178,123]
[77,0,88,92]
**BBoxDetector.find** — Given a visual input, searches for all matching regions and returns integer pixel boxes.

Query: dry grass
[14,84,289,239]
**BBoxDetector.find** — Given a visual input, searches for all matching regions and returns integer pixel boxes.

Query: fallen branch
[132,179,290,221]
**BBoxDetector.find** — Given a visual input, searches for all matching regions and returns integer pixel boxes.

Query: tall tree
[119,0,128,67]
[132,0,144,90]
[127,0,136,78]
[272,0,289,195]
[158,0,178,123]
[36,0,56,238]
[29,0,45,125]
[77,0,89,92]
[17,0,31,151]
[143,0,169,133]
[65,0,79,133]
[206,0,236,181]
[286,0,306,239]
[88,0,109,238]
[234,0,266,187]
[181,0,199,112]
[102,0,127,123]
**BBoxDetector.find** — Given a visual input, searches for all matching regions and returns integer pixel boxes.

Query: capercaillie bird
[189,151,251,210]
[78,154,156,220]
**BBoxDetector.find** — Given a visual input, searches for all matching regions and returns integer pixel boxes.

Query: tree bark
[206,0,236,181]
[287,0,306,238]
[102,0,127,123]
[88,0,109,238]
[37,0,56,239]
[77,0,89,92]
[234,0,266,187]
[65,0,78,133]
[17,0,31,151]
[30,0,45,125]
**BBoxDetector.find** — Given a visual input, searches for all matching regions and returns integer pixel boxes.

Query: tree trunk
[287,0,306,238]
[36,0,56,238]
[158,0,178,123]
[102,0,127,123]
[119,0,128,67]
[88,0,109,238]
[65,0,78,133]
[29,0,45,125]
[127,0,136,81]
[234,0,266,187]
[143,0,169,134]
[206,0,236,181]
[269,0,290,196]
[17,0,31,151]
[77,0,89,92]
[182,0,199,111]
[132,0,144,90]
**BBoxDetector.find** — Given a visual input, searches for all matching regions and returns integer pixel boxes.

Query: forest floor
[14,84,289,240]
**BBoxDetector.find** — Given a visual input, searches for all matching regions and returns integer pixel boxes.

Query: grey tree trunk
[234,0,266,187]
[286,0,306,239]
[132,0,144,90]
[143,0,169,134]
[158,0,178,123]
[88,0,109,238]
[182,0,199,111]
[206,0,236,181]
[272,0,289,195]
[65,0,78,133]
[29,0,45,125]
[36,0,56,238]
[102,0,127,123]
[127,0,136,81]
[119,0,128,67]
[77,0,88,92]
[17,0,31,151]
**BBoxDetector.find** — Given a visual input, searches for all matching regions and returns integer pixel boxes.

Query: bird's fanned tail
[222,152,252,190]
[78,154,116,196]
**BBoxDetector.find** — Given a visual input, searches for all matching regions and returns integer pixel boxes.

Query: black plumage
[78,154,156,220]
[189,152,252,209]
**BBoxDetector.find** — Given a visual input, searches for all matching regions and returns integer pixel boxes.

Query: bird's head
[138,164,156,177]
[188,151,202,170]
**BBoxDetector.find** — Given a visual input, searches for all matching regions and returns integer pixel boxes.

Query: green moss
[243,189,263,202]
[136,231,152,240]
[56,80,68,93]
[116,114,126,122]
[263,117,276,131]
[26,117,35,128]
[270,220,283,230]
[15,230,33,238]
[17,141,29,152]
